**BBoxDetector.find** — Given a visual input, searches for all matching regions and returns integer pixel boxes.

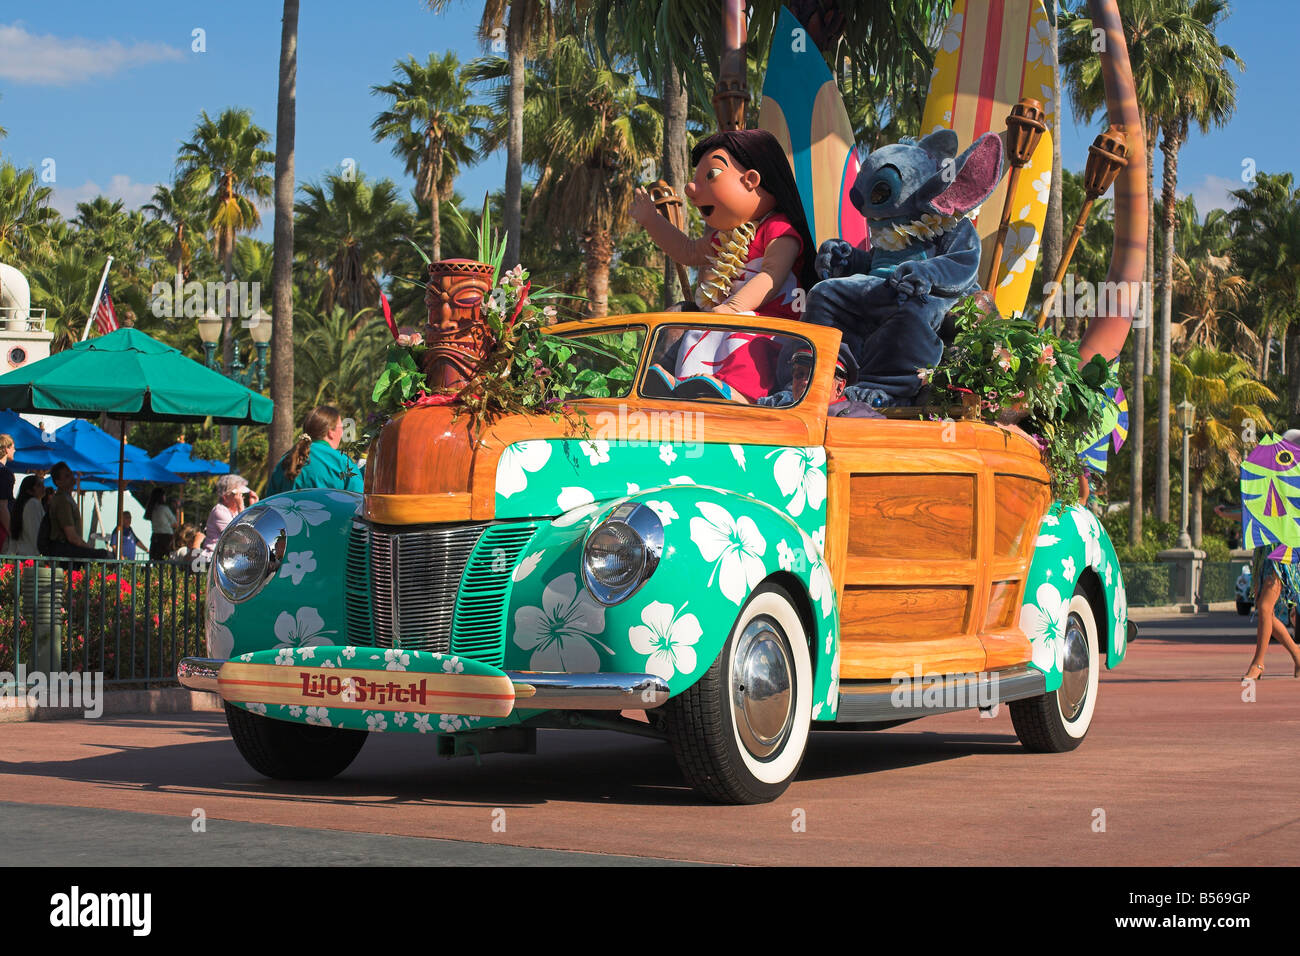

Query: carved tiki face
[422,258,496,391]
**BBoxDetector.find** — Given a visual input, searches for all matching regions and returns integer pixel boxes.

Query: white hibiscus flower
[730,444,746,470]
[827,650,840,707]
[556,486,596,514]
[268,499,330,537]
[770,446,827,517]
[441,656,464,674]
[272,606,334,649]
[1104,564,1113,586]
[324,491,361,506]
[1039,82,1056,122]
[206,588,234,659]
[1031,168,1051,205]
[777,538,796,572]
[274,649,294,666]
[690,502,767,606]
[812,525,826,556]
[801,531,834,619]
[645,500,678,525]
[413,713,432,733]
[1041,513,1060,527]
[628,601,703,681]
[384,648,410,671]
[496,441,553,498]
[1070,506,1104,568]
[279,551,317,585]
[393,711,409,727]
[658,444,678,466]
[997,224,1040,285]
[1021,583,1069,674]
[580,439,610,465]
[668,476,695,486]
[1061,556,1077,583]
[288,705,303,717]
[439,714,465,732]
[366,713,387,732]
[247,701,267,715]
[1027,18,1051,64]
[512,572,611,671]
[320,660,336,668]
[626,482,640,495]
[1035,533,1060,549]
[298,646,315,660]
[341,646,356,659]
[940,12,963,53]
[512,550,545,583]
[305,706,331,726]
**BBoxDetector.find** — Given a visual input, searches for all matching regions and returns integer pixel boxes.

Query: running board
[834,665,1046,723]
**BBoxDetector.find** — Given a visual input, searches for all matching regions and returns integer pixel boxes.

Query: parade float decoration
[1241,434,1300,561]
[184,0,1146,804]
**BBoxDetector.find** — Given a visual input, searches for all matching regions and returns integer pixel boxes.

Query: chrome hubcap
[1058,612,1091,721]
[731,616,794,759]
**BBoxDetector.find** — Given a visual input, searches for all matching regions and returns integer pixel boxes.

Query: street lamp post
[197,308,272,470]
[1177,399,1196,549]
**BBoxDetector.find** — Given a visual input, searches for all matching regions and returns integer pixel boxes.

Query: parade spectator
[167,524,206,570]
[46,462,108,559]
[0,433,14,550]
[202,474,257,553]
[8,475,44,556]
[144,487,178,561]
[110,512,148,560]
[267,405,363,495]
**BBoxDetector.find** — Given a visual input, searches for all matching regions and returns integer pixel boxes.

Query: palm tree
[294,171,411,318]
[175,108,274,365]
[26,246,105,351]
[475,36,661,316]
[292,305,390,418]
[426,0,553,273]
[271,0,300,470]
[0,160,58,263]
[372,52,490,261]
[1172,347,1275,545]
[143,181,206,282]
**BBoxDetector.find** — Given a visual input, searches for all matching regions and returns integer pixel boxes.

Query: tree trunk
[1155,117,1185,524]
[430,143,443,262]
[504,10,526,272]
[1129,331,1145,547]
[661,65,689,308]
[1288,327,1300,420]
[585,229,612,317]
[1144,115,1156,377]
[269,0,299,467]
[1263,333,1273,378]
[1190,469,1203,548]
[1041,10,1064,303]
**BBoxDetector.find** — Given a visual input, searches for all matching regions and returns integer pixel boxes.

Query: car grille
[347,520,538,660]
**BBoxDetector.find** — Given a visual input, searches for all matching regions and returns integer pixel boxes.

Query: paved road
[1,610,1296,866]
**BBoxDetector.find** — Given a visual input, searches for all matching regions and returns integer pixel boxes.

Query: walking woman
[267,406,363,495]
[144,486,178,561]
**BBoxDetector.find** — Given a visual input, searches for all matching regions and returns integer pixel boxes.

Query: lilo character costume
[806,129,1005,408]
[632,129,817,403]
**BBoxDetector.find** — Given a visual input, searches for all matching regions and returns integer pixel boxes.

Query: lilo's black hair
[691,128,818,296]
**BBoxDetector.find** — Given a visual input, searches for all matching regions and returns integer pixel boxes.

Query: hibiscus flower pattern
[628,601,702,681]
[206,588,234,658]
[267,499,330,537]
[272,606,334,649]
[496,441,553,499]
[690,502,767,606]
[1021,583,1069,675]
[512,573,611,671]
[769,446,827,518]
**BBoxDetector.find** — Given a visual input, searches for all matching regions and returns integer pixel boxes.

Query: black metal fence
[0,557,206,686]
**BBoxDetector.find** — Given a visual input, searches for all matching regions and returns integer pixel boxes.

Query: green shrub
[1120,562,1172,606]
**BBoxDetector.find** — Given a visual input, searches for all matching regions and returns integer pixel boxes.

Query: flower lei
[869,212,961,252]
[695,219,758,309]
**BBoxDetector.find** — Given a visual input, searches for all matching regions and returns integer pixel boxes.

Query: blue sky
[0,1,1293,236]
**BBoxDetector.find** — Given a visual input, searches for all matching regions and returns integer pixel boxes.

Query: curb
[1128,601,1237,622]
[0,687,223,723]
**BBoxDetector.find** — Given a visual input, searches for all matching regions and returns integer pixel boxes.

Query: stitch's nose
[849,186,864,208]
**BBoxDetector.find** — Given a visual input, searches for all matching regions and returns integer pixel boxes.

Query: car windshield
[640,323,814,408]
[552,326,646,399]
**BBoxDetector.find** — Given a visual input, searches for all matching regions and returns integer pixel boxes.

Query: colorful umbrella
[150,441,229,476]
[54,420,185,484]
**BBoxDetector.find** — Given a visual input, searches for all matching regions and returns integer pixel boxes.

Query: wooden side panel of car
[825,418,1050,678]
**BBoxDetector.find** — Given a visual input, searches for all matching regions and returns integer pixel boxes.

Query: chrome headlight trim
[214,504,288,603]
[581,501,664,606]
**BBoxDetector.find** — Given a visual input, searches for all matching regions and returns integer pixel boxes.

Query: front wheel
[1010,589,1100,753]
[662,583,813,804]
[225,702,368,780]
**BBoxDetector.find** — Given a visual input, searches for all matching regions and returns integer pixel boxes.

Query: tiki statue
[422,258,496,391]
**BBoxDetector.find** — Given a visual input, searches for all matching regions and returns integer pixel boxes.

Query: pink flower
[917,367,935,384]
[1053,380,1065,395]
[993,346,1013,371]
[396,331,424,348]
[542,305,557,321]
[502,264,527,289]
[1038,344,1056,367]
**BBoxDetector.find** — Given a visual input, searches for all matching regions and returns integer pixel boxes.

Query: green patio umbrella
[0,328,274,556]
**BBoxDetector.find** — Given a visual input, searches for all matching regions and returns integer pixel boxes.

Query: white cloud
[1179,174,1241,218]
[0,22,183,86]
[51,175,160,219]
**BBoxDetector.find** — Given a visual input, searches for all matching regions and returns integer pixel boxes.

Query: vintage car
[180,313,1131,804]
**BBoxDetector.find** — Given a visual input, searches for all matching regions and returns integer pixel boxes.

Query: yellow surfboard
[922,0,1057,317]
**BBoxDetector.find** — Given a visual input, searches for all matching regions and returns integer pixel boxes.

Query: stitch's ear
[924,131,1006,217]
[918,128,959,161]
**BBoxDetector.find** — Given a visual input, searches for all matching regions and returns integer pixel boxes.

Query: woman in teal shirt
[267,405,363,495]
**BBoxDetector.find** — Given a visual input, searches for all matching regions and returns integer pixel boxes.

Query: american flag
[93,283,119,336]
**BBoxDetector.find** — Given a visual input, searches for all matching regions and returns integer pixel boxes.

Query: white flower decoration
[288,705,302,717]
[1061,556,1077,583]
[730,445,746,470]
[626,483,640,495]
[247,701,267,715]
[1031,169,1051,205]
[439,714,465,732]
[1027,18,1052,64]
[384,648,410,671]
[997,224,1040,285]
[777,538,796,572]
[812,526,826,556]
[366,713,387,732]
[1070,506,1104,568]
[413,713,432,733]
[658,444,678,466]
[556,486,596,514]
[513,551,544,583]
[341,646,356,659]
[580,439,610,465]
[1041,513,1060,526]
[496,441,553,499]
[206,588,234,659]
[274,648,294,666]
[645,500,678,525]
[393,711,408,727]
[298,646,315,660]
[273,606,334,649]
[940,12,963,53]
[628,601,703,681]
[441,656,464,674]
[690,502,767,606]
[512,573,611,671]
[320,660,335,668]
[268,499,330,537]
[1035,534,1060,549]
[280,551,317,585]
[552,501,599,528]
[801,531,834,619]
[1021,583,1069,674]
[668,476,695,486]
[305,706,331,726]
[771,447,827,517]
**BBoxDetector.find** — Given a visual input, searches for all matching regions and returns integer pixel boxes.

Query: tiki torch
[1038,126,1128,329]
[650,179,693,301]
[985,98,1047,293]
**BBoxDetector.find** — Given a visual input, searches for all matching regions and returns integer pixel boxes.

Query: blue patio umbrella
[54,420,185,484]
[150,441,230,476]
[1,409,106,475]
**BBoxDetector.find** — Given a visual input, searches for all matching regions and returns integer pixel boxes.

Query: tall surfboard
[759,7,868,253]
[921,0,1058,318]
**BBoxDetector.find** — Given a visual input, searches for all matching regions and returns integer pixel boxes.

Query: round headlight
[581,502,664,606]
[214,506,287,602]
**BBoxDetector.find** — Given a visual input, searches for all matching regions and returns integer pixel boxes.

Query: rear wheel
[1236,601,1252,616]
[1010,589,1100,753]
[662,583,812,804]
[225,702,367,780]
